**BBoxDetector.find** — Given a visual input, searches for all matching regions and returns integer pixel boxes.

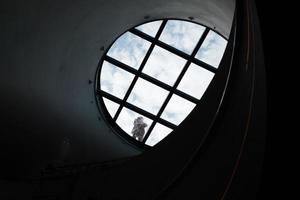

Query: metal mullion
[99,90,176,129]
[100,89,156,124]
[131,27,217,73]
[172,28,210,91]
[112,43,153,121]
[142,28,210,143]
[104,56,199,104]
[112,59,148,121]
[99,89,196,128]
[124,102,176,130]
[157,118,176,130]
[123,102,156,121]
[140,73,172,90]
[138,73,198,104]
[142,91,173,143]
[191,58,217,73]
[105,56,138,76]
[130,28,155,43]
[174,89,199,104]
[98,90,123,105]
[113,20,167,122]
[135,72,198,104]
[155,40,217,73]
[105,55,174,92]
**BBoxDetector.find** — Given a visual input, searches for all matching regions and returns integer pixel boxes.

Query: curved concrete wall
[0,0,235,177]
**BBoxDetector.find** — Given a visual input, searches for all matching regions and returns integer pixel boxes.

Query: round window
[95,19,227,147]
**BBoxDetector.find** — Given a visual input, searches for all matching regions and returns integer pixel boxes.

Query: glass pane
[100,61,134,99]
[116,107,152,141]
[127,78,169,115]
[159,20,205,55]
[136,20,163,37]
[107,32,151,69]
[177,63,214,100]
[195,30,227,68]
[102,97,119,118]
[142,46,186,86]
[145,123,173,146]
[161,94,196,125]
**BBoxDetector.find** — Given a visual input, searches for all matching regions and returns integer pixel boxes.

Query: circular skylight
[96,19,227,147]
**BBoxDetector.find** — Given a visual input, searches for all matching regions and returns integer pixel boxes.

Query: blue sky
[100,20,227,146]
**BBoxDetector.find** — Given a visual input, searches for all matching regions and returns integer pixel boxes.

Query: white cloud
[177,63,215,100]
[136,20,163,37]
[100,61,134,99]
[127,78,169,115]
[145,123,173,146]
[142,45,186,86]
[161,94,196,125]
[107,32,151,69]
[159,20,205,55]
[195,30,227,68]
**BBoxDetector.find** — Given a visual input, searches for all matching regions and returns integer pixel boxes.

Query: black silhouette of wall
[0,0,267,199]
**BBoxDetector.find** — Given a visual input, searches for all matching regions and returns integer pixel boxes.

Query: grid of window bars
[97,19,226,146]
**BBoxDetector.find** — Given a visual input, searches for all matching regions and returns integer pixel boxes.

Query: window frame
[95,18,227,149]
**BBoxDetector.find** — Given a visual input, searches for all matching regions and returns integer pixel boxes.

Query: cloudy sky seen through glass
[195,30,227,68]
[159,20,206,55]
[177,63,215,99]
[136,20,163,38]
[100,61,134,99]
[99,19,227,146]
[161,94,196,125]
[127,78,169,115]
[142,46,186,86]
[145,123,173,146]
[107,32,151,69]
[103,97,120,118]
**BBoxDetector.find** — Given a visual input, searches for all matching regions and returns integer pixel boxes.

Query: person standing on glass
[131,116,147,142]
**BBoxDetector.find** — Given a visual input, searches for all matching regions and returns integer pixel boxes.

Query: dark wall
[0,0,235,179]
[0,0,267,199]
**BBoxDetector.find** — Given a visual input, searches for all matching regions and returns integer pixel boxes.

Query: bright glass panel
[145,123,173,146]
[161,94,196,125]
[107,32,151,69]
[159,20,205,55]
[195,30,227,68]
[102,98,119,118]
[136,20,163,37]
[127,78,169,115]
[142,46,186,86]
[177,63,215,99]
[100,61,134,99]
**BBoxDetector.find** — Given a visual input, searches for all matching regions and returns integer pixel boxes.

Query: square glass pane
[102,97,120,118]
[135,20,163,37]
[161,94,196,125]
[142,46,186,86]
[177,63,214,100]
[116,107,152,140]
[195,30,227,68]
[159,20,205,55]
[145,123,173,146]
[107,32,151,69]
[100,61,134,99]
[127,78,169,115]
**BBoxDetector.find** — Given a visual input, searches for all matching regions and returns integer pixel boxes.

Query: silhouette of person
[131,116,148,142]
